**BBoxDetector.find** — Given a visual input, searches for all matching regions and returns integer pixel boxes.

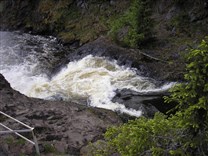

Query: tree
[109,0,153,48]
[92,38,208,155]
[165,37,208,155]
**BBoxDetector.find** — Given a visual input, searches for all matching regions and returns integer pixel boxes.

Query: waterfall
[0,31,174,117]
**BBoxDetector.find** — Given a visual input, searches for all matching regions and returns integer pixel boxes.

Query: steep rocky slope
[0,74,122,155]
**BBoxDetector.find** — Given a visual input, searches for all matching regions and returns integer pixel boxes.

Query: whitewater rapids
[0,31,174,117]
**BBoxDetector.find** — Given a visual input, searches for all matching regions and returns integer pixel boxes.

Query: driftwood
[130,49,168,63]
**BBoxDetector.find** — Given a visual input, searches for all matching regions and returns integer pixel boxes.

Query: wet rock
[112,89,159,118]
[71,37,143,66]
[0,74,11,90]
[52,36,184,81]
[112,89,175,118]
[52,37,149,78]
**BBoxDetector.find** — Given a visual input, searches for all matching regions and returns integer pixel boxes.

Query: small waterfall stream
[0,31,174,117]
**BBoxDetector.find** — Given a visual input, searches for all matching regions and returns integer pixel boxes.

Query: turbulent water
[0,31,174,117]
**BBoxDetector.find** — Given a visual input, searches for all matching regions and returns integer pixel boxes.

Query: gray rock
[0,74,122,155]
[112,89,175,118]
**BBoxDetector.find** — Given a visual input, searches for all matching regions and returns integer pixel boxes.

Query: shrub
[165,37,208,154]
[93,38,208,155]
[96,113,186,156]
[109,0,153,48]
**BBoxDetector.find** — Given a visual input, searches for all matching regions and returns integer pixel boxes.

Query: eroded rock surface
[0,74,122,155]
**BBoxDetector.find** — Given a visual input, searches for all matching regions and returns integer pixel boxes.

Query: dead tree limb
[130,49,168,63]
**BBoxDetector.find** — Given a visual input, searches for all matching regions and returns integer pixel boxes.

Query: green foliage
[94,113,188,156]
[165,37,208,154]
[94,38,208,155]
[109,0,153,48]
[0,114,6,122]
[44,144,57,153]
[5,136,15,145]
[38,0,78,32]
[5,136,26,146]
[43,143,68,155]
[166,37,208,127]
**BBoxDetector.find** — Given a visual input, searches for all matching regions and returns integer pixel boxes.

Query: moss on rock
[34,0,130,45]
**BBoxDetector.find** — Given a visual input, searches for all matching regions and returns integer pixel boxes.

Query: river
[0,31,174,117]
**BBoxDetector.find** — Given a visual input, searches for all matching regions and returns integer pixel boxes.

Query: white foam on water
[27,55,173,117]
[0,31,53,95]
[0,31,175,117]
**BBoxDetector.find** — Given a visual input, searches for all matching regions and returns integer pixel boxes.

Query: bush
[165,37,208,154]
[96,113,186,156]
[93,38,208,155]
[109,0,153,48]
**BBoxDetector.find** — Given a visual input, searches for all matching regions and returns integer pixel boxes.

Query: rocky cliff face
[150,0,208,67]
[0,0,130,45]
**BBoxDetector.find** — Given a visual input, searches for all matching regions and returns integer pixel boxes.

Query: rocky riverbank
[0,73,123,155]
[0,36,175,154]
[0,32,176,155]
